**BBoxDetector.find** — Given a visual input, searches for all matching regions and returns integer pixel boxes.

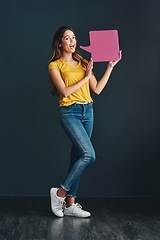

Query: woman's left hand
[108,50,122,68]
[86,58,94,79]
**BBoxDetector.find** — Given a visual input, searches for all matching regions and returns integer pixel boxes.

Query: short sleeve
[48,61,58,70]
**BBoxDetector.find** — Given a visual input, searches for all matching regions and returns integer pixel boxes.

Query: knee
[83,150,96,164]
[90,150,96,164]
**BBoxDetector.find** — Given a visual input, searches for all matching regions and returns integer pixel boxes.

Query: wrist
[107,65,114,72]
[108,63,114,69]
[84,76,90,81]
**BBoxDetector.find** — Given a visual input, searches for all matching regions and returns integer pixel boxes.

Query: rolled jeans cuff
[66,194,77,198]
[61,184,69,192]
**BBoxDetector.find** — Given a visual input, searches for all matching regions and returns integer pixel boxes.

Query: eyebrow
[63,34,76,38]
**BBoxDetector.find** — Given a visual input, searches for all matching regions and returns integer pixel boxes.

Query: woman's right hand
[86,58,93,79]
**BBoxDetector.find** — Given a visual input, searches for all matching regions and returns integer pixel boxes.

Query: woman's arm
[89,51,122,95]
[49,60,93,97]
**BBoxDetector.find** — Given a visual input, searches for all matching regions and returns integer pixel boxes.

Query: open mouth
[69,44,75,49]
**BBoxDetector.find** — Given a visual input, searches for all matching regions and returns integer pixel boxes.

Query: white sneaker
[50,188,65,217]
[64,203,91,218]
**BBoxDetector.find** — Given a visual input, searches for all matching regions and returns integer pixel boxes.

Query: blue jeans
[60,102,96,198]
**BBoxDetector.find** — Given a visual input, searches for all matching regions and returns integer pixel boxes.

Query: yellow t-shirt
[48,59,93,107]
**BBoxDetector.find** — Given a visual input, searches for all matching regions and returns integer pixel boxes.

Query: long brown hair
[49,26,88,68]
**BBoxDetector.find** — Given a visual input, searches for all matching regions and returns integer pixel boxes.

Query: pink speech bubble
[80,30,120,62]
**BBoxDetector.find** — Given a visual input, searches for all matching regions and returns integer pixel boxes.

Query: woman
[48,26,122,218]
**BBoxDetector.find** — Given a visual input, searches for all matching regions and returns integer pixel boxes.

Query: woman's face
[60,30,77,54]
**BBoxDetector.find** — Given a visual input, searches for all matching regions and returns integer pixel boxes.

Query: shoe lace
[75,203,82,209]
[59,199,66,209]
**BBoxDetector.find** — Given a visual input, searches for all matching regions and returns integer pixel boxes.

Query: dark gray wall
[0,0,160,196]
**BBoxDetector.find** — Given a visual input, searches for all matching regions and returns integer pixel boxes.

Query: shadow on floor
[0,197,160,240]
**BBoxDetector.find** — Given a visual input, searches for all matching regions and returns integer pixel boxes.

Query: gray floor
[0,197,160,240]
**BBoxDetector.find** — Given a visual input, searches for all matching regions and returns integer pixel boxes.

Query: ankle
[66,203,74,208]
[57,187,66,198]
[66,196,75,207]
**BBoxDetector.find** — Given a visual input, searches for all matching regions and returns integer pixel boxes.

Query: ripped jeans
[60,102,96,198]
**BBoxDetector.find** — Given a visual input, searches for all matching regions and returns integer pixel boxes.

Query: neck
[61,53,73,62]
